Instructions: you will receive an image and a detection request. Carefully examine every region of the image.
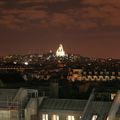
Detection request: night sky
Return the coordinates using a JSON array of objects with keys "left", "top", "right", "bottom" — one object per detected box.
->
[{"left": 0, "top": 0, "right": 120, "bottom": 58}]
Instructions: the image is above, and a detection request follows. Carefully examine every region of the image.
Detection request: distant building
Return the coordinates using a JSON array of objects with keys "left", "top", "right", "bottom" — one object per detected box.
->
[
  {"left": 68, "top": 69, "right": 120, "bottom": 82},
  {"left": 56, "top": 44, "right": 66, "bottom": 57}
]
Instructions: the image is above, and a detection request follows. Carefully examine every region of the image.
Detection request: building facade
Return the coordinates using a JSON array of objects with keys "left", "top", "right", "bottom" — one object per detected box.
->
[
  {"left": 67, "top": 69, "right": 120, "bottom": 82},
  {"left": 0, "top": 88, "right": 120, "bottom": 120}
]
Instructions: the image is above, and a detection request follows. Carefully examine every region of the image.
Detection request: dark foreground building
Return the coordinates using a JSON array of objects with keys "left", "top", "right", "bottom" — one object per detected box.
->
[{"left": 0, "top": 88, "right": 120, "bottom": 120}]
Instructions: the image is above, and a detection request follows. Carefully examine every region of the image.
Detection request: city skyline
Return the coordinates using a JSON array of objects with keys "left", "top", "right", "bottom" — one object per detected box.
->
[{"left": 0, "top": 0, "right": 120, "bottom": 58}]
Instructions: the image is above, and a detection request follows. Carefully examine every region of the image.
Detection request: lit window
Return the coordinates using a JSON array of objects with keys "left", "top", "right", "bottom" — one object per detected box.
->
[
  {"left": 91, "top": 115, "right": 98, "bottom": 120},
  {"left": 0, "top": 110, "right": 10, "bottom": 120},
  {"left": 111, "top": 93, "right": 116, "bottom": 100},
  {"left": 52, "top": 115, "right": 59, "bottom": 120},
  {"left": 67, "top": 115, "right": 75, "bottom": 120},
  {"left": 42, "top": 114, "right": 48, "bottom": 120}
]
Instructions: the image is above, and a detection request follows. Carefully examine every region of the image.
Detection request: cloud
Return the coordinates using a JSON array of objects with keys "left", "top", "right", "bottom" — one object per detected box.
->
[
  {"left": 81, "top": 0, "right": 120, "bottom": 6},
  {"left": 0, "top": 1, "right": 5, "bottom": 5},
  {"left": 50, "top": 13, "right": 75, "bottom": 28},
  {"left": 17, "top": 0, "right": 69, "bottom": 4},
  {"left": 0, "top": 0, "right": 120, "bottom": 30},
  {"left": 0, "top": 15, "right": 23, "bottom": 29}
]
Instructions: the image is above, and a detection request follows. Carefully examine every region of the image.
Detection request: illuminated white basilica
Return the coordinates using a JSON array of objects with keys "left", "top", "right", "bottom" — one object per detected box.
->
[{"left": 56, "top": 44, "right": 65, "bottom": 57}]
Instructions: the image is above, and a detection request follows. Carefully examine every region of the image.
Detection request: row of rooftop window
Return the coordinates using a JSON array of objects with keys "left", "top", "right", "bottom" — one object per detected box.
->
[{"left": 71, "top": 71, "right": 120, "bottom": 75}]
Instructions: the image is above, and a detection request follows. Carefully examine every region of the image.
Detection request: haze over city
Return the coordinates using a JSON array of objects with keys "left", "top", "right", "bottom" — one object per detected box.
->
[
  {"left": 0, "top": 2, "right": 120, "bottom": 120},
  {"left": 0, "top": 0, "right": 120, "bottom": 58}
]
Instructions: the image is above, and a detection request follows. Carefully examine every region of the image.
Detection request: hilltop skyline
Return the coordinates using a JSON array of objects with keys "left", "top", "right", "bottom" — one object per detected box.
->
[{"left": 0, "top": 0, "right": 120, "bottom": 58}]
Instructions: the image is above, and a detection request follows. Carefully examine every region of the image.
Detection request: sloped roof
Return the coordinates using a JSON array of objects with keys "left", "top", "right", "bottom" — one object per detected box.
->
[
  {"left": 0, "top": 89, "right": 18, "bottom": 108},
  {"left": 39, "top": 98, "right": 87, "bottom": 112},
  {"left": 116, "top": 106, "right": 120, "bottom": 117},
  {"left": 82, "top": 101, "right": 112, "bottom": 120}
]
